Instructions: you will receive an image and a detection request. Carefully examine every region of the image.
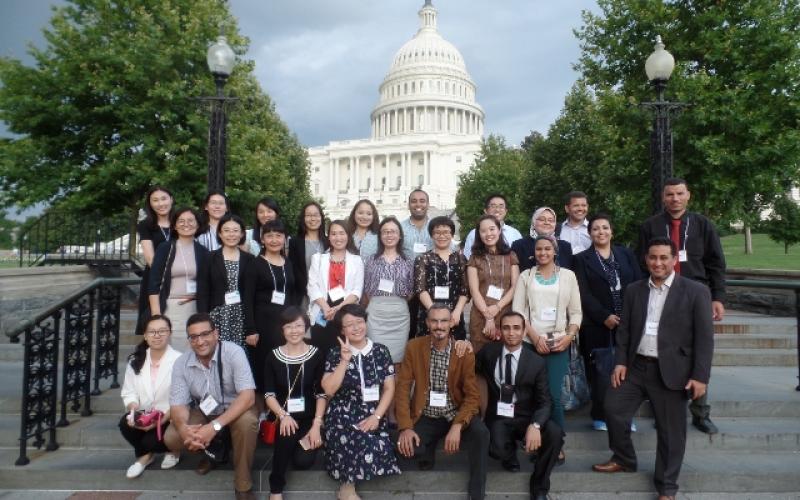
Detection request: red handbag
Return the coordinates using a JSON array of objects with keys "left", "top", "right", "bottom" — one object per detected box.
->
[
  {"left": 134, "top": 409, "right": 165, "bottom": 440},
  {"left": 260, "top": 365, "right": 304, "bottom": 445}
]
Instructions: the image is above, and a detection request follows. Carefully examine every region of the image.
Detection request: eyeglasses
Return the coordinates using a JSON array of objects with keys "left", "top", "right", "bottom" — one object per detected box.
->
[
  {"left": 380, "top": 230, "right": 399, "bottom": 236},
  {"left": 488, "top": 203, "right": 506, "bottom": 209},
  {"left": 145, "top": 328, "right": 170, "bottom": 338},
  {"left": 304, "top": 214, "right": 321, "bottom": 219},
  {"left": 535, "top": 217, "right": 556, "bottom": 224},
  {"left": 432, "top": 230, "right": 452, "bottom": 237},
  {"left": 221, "top": 228, "right": 241, "bottom": 234},
  {"left": 176, "top": 219, "right": 197, "bottom": 226},
  {"left": 187, "top": 330, "right": 215, "bottom": 343}
]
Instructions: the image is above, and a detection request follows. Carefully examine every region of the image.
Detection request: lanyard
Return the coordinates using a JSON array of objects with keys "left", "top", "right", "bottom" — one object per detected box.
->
[
  {"left": 284, "top": 362, "right": 304, "bottom": 399},
  {"left": 665, "top": 217, "right": 690, "bottom": 252},
  {"left": 267, "top": 260, "right": 287, "bottom": 294},
  {"left": 595, "top": 250, "right": 620, "bottom": 290},
  {"left": 433, "top": 253, "right": 452, "bottom": 288},
  {"left": 486, "top": 254, "right": 505, "bottom": 287},
  {"left": 355, "top": 348, "right": 379, "bottom": 392},
  {"left": 159, "top": 226, "right": 171, "bottom": 242},
  {"left": 177, "top": 243, "right": 193, "bottom": 291}
]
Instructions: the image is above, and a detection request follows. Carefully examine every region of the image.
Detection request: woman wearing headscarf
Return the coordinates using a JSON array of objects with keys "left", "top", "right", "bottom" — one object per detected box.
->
[{"left": 511, "top": 206, "right": 574, "bottom": 273}]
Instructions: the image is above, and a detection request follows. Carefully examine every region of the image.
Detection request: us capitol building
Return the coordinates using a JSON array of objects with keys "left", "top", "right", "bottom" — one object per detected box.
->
[{"left": 308, "top": 0, "right": 485, "bottom": 220}]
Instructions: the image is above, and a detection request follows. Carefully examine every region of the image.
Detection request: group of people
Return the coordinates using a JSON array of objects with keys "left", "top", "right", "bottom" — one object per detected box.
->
[{"left": 119, "top": 179, "right": 724, "bottom": 500}]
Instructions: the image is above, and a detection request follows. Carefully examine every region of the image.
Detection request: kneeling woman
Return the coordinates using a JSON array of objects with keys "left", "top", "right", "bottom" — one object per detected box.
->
[
  {"left": 322, "top": 304, "right": 400, "bottom": 500},
  {"left": 263, "top": 307, "right": 327, "bottom": 500}
]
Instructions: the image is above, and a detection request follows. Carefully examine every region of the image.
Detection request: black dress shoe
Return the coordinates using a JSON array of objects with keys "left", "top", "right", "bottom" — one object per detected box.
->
[
  {"left": 417, "top": 456, "right": 435, "bottom": 470},
  {"left": 531, "top": 493, "right": 549, "bottom": 500},
  {"left": 501, "top": 457, "right": 520, "bottom": 472},
  {"left": 692, "top": 416, "right": 719, "bottom": 435}
]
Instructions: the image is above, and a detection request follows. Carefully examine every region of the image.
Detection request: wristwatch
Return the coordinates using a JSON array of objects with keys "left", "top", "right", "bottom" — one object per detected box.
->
[
  {"left": 373, "top": 413, "right": 382, "bottom": 420},
  {"left": 211, "top": 420, "right": 223, "bottom": 432},
  {"left": 531, "top": 422, "right": 541, "bottom": 430}
]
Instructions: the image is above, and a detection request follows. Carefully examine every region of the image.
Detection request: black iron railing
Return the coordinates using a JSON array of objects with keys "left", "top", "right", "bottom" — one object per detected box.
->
[{"left": 6, "top": 277, "right": 139, "bottom": 465}]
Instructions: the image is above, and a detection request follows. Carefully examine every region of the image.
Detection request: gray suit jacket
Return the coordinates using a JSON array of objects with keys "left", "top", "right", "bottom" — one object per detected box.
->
[{"left": 615, "top": 274, "right": 714, "bottom": 390}]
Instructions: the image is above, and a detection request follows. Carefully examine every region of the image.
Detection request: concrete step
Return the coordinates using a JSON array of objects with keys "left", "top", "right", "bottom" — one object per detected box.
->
[
  {"left": 714, "top": 312, "right": 796, "bottom": 335},
  {"left": 713, "top": 348, "right": 798, "bottom": 366},
  {"left": 0, "top": 448, "right": 798, "bottom": 494},
  {"left": 4, "top": 493, "right": 800, "bottom": 500},
  {"left": 714, "top": 333, "right": 797, "bottom": 349}
]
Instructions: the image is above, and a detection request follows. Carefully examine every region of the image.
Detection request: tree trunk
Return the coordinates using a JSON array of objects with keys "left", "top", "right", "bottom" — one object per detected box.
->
[
  {"left": 744, "top": 223, "right": 753, "bottom": 255},
  {"left": 786, "top": 243, "right": 790, "bottom": 255}
]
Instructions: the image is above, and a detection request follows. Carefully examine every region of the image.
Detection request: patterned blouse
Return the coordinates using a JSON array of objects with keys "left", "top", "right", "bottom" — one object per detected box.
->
[
  {"left": 413, "top": 250, "right": 469, "bottom": 308},
  {"left": 363, "top": 254, "right": 414, "bottom": 298}
]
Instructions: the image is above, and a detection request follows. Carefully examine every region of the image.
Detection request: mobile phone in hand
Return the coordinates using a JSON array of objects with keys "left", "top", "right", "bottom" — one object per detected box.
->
[{"left": 299, "top": 435, "right": 311, "bottom": 450}]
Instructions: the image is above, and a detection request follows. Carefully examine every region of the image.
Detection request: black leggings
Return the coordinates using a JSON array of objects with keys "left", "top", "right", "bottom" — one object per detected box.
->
[
  {"left": 118, "top": 414, "right": 170, "bottom": 458},
  {"left": 269, "top": 417, "right": 319, "bottom": 493}
]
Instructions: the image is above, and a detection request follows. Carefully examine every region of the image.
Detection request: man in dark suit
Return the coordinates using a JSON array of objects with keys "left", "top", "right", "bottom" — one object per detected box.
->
[
  {"left": 476, "top": 311, "right": 563, "bottom": 500},
  {"left": 592, "top": 237, "right": 714, "bottom": 500}
]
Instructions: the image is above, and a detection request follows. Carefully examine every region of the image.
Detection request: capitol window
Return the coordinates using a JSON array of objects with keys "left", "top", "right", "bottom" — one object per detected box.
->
[{"left": 456, "top": 156, "right": 462, "bottom": 163}]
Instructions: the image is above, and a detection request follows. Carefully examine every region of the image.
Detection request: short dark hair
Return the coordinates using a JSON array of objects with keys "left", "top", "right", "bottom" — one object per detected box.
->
[
  {"left": 408, "top": 189, "right": 429, "bottom": 202},
  {"left": 170, "top": 207, "right": 200, "bottom": 238},
  {"left": 252, "top": 197, "right": 281, "bottom": 242},
  {"left": 564, "top": 191, "right": 587, "bottom": 205},
  {"left": 280, "top": 306, "right": 310, "bottom": 330},
  {"left": 647, "top": 236, "right": 676, "bottom": 256},
  {"left": 588, "top": 213, "right": 614, "bottom": 233},
  {"left": 259, "top": 219, "right": 289, "bottom": 256},
  {"left": 376, "top": 216, "right": 406, "bottom": 259},
  {"left": 499, "top": 311, "right": 526, "bottom": 327},
  {"left": 426, "top": 303, "right": 452, "bottom": 317},
  {"left": 335, "top": 303, "right": 368, "bottom": 331},
  {"left": 186, "top": 312, "right": 215, "bottom": 331},
  {"left": 664, "top": 177, "right": 688, "bottom": 189},
  {"left": 216, "top": 213, "right": 247, "bottom": 246},
  {"left": 484, "top": 193, "right": 508, "bottom": 210},
  {"left": 427, "top": 216, "right": 455, "bottom": 237}
]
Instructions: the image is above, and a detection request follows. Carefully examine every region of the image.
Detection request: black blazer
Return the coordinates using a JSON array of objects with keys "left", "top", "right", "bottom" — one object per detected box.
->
[
  {"left": 511, "top": 236, "right": 574, "bottom": 273},
  {"left": 288, "top": 236, "right": 328, "bottom": 301},
  {"left": 196, "top": 249, "right": 256, "bottom": 314},
  {"left": 615, "top": 275, "right": 714, "bottom": 390},
  {"left": 148, "top": 240, "right": 210, "bottom": 314},
  {"left": 475, "top": 342, "right": 552, "bottom": 426},
  {"left": 573, "top": 245, "right": 643, "bottom": 353}
]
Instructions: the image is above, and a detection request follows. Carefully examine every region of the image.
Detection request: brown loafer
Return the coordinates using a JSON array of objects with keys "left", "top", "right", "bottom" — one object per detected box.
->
[
  {"left": 658, "top": 496, "right": 676, "bottom": 500},
  {"left": 592, "top": 460, "right": 633, "bottom": 473},
  {"left": 195, "top": 457, "right": 214, "bottom": 476},
  {"left": 235, "top": 490, "right": 256, "bottom": 500}
]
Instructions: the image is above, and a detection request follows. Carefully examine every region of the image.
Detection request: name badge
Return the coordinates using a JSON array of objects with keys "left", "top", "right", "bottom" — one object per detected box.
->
[
  {"left": 199, "top": 394, "right": 218, "bottom": 416},
  {"left": 645, "top": 321, "right": 659, "bottom": 336},
  {"left": 487, "top": 285, "right": 503, "bottom": 301},
  {"left": 362, "top": 385, "right": 380, "bottom": 402},
  {"left": 413, "top": 243, "right": 427, "bottom": 253},
  {"left": 434, "top": 286, "right": 450, "bottom": 300},
  {"left": 497, "top": 401, "right": 515, "bottom": 418},
  {"left": 186, "top": 279, "right": 197, "bottom": 294},
  {"left": 224, "top": 291, "right": 241, "bottom": 305},
  {"left": 679, "top": 250, "right": 688, "bottom": 262},
  {"left": 316, "top": 311, "right": 327, "bottom": 327},
  {"left": 328, "top": 286, "right": 346, "bottom": 302},
  {"left": 287, "top": 397, "right": 305, "bottom": 413},
  {"left": 540, "top": 307, "right": 557, "bottom": 322},
  {"left": 429, "top": 391, "right": 447, "bottom": 407},
  {"left": 271, "top": 291, "right": 286, "bottom": 305},
  {"left": 378, "top": 279, "right": 394, "bottom": 293}
]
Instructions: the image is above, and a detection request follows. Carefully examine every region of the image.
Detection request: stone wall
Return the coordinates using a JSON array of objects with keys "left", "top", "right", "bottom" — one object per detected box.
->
[
  {"left": 726, "top": 269, "right": 799, "bottom": 317},
  {"left": 0, "top": 265, "right": 96, "bottom": 336}
]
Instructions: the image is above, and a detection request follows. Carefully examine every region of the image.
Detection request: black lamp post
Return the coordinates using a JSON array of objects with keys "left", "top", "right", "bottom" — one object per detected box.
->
[
  {"left": 641, "top": 36, "right": 686, "bottom": 214},
  {"left": 204, "top": 33, "right": 236, "bottom": 194}
]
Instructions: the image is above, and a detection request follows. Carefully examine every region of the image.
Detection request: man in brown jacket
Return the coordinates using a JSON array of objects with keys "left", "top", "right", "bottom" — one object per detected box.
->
[{"left": 395, "top": 303, "right": 490, "bottom": 500}]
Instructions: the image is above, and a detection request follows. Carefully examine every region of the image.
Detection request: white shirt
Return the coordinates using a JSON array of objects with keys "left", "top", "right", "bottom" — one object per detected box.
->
[
  {"left": 636, "top": 272, "right": 675, "bottom": 358},
  {"left": 462, "top": 223, "right": 523, "bottom": 259},
  {"left": 559, "top": 219, "right": 591, "bottom": 254},
  {"left": 494, "top": 345, "right": 522, "bottom": 403}
]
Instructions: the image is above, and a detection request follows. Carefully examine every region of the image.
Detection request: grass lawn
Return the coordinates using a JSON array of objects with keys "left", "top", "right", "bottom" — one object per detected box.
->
[{"left": 722, "top": 233, "right": 800, "bottom": 271}]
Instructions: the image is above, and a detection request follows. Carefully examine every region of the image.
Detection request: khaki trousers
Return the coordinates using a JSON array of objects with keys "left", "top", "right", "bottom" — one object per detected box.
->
[{"left": 165, "top": 406, "right": 258, "bottom": 492}]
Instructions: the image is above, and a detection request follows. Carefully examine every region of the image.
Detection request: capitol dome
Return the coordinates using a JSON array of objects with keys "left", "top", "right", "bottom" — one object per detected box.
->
[{"left": 370, "top": 0, "right": 484, "bottom": 139}]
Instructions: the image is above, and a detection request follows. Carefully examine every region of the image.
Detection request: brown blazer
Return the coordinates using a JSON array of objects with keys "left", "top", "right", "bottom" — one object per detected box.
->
[{"left": 394, "top": 336, "right": 480, "bottom": 431}]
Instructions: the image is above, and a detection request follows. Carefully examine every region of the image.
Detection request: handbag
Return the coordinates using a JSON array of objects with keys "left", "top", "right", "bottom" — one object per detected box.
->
[
  {"left": 561, "top": 341, "right": 591, "bottom": 411},
  {"left": 134, "top": 409, "right": 165, "bottom": 441},
  {"left": 260, "top": 361, "right": 305, "bottom": 445},
  {"left": 204, "top": 342, "right": 231, "bottom": 465}
]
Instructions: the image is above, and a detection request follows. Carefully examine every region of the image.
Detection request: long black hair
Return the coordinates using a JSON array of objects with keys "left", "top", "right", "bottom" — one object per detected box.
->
[
  {"left": 471, "top": 214, "right": 512, "bottom": 257},
  {"left": 142, "top": 185, "right": 174, "bottom": 231},
  {"left": 376, "top": 216, "right": 406, "bottom": 259},
  {"left": 252, "top": 197, "right": 282, "bottom": 242},
  {"left": 347, "top": 199, "right": 380, "bottom": 234},
  {"left": 297, "top": 201, "right": 328, "bottom": 246},
  {"left": 129, "top": 315, "right": 172, "bottom": 375}
]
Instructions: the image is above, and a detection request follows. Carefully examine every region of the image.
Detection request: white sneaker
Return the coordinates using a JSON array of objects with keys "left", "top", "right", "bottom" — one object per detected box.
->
[
  {"left": 161, "top": 453, "right": 180, "bottom": 469},
  {"left": 126, "top": 455, "right": 154, "bottom": 479}
]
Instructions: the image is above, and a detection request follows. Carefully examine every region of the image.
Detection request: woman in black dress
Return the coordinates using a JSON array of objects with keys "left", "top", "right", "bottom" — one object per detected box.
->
[
  {"left": 263, "top": 307, "right": 327, "bottom": 500},
  {"left": 135, "top": 185, "right": 174, "bottom": 335}
]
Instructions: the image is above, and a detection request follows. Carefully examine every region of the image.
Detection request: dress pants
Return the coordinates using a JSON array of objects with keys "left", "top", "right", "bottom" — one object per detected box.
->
[
  {"left": 543, "top": 350, "right": 568, "bottom": 428},
  {"left": 164, "top": 407, "right": 258, "bottom": 492},
  {"left": 604, "top": 355, "right": 688, "bottom": 496},
  {"left": 399, "top": 415, "right": 490, "bottom": 500},
  {"left": 269, "top": 417, "right": 319, "bottom": 493},
  {"left": 488, "top": 417, "right": 563, "bottom": 497},
  {"left": 118, "top": 415, "right": 170, "bottom": 457}
]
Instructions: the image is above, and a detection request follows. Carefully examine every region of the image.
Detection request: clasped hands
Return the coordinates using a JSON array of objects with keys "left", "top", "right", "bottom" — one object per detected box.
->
[{"left": 180, "top": 422, "right": 217, "bottom": 451}]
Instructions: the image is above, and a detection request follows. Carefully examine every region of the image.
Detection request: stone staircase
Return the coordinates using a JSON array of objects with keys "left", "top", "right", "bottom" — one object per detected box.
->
[{"left": 1, "top": 310, "right": 798, "bottom": 498}]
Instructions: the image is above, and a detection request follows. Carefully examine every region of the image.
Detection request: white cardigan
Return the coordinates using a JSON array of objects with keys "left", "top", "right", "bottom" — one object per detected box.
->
[
  {"left": 512, "top": 266, "right": 583, "bottom": 339},
  {"left": 307, "top": 251, "right": 364, "bottom": 321},
  {"left": 120, "top": 346, "right": 182, "bottom": 412}
]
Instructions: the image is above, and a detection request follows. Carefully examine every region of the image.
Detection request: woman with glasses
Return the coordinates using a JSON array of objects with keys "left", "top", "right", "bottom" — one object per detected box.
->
[
  {"left": 347, "top": 199, "right": 380, "bottom": 261},
  {"left": 197, "top": 214, "right": 255, "bottom": 349},
  {"left": 135, "top": 186, "right": 174, "bottom": 336},
  {"left": 362, "top": 217, "right": 413, "bottom": 364},
  {"left": 196, "top": 190, "right": 230, "bottom": 251},
  {"left": 120, "top": 315, "right": 183, "bottom": 478},
  {"left": 413, "top": 216, "right": 468, "bottom": 339},
  {"left": 511, "top": 207, "right": 574, "bottom": 273},
  {"left": 246, "top": 197, "right": 282, "bottom": 256},
  {"left": 149, "top": 207, "right": 210, "bottom": 352},
  {"left": 288, "top": 201, "right": 328, "bottom": 309}
]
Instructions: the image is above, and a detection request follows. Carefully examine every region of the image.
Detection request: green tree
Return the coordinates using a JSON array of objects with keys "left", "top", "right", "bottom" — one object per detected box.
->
[
  {"left": 575, "top": 0, "right": 800, "bottom": 241},
  {"left": 765, "top": 194, "right": 800, "bottom": 254},
  {"left": 0, "top": 0, "right": 309, "bottom": 221}
]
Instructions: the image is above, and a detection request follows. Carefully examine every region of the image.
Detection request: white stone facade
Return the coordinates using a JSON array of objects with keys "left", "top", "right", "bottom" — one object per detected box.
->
[{"left": 308, "top": 1, "right": 484, "bottom": 220}]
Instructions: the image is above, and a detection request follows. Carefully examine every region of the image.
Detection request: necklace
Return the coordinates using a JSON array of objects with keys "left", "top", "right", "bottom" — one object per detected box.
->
[{"left": 534, "top": 268, "right": 558, "bottom": 286}]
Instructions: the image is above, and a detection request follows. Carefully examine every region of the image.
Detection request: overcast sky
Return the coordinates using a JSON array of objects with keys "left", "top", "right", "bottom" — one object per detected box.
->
[{"left": 1, "top": 0, "right": 599, "bottom": 148}]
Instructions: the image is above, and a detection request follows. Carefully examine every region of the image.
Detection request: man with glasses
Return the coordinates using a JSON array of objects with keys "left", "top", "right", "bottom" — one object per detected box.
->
[
  {"left": 462, "top": 194, "right": 522, "bottom": 259},
  {"left": 165, "top": 313, "right": 258, "bottom": 500}
]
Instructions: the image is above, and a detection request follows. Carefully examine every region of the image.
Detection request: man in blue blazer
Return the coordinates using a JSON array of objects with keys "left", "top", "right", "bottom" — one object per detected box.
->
[{"left": 592, "top": 237, "right": 714, "bottom": 500}]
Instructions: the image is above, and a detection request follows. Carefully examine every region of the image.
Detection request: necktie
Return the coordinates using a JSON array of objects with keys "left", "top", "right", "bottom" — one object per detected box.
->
[
  {"left": 505, "top": 353, "right": 513, "bottom": 386},
  {"left": 670, "top": 218, "right": 682, "bottom": 274}
]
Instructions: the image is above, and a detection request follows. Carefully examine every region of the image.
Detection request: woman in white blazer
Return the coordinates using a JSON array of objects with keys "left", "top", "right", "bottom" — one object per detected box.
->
[
  {"left": 120, "top": 314, "right": 183, "bottom": 478},
  {"left": 307, "top": 220, "right": 364, "bottom": 354}
]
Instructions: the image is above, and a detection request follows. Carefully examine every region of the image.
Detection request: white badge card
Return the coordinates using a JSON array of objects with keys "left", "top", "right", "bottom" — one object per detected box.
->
[
  {"left": 679, "top": 250, "right": 688, "bottom": 262},
  {"left": 186, "top": 279, "right": 197, "bottom": 294},
  {"left": 540, "top": 307, "right": 557, "bottom": 322},
  {"left": 434, "top": 286, "right": 450, "bottom": 300},
  {"left": 199, "top": 394, "right": 218, "bottom": 416},
  {"left": 362, "top": 385, "right": 380, "bottom": 402},
  {"left": 271, "top": 291, "right": 286, "bottom": 305},
  {"left": 497, "top": 401, "right": 515, "bottom": 418},
  {"left": 429, "top": 391, "right": 447, "bottom": 407},
  {"left": 378, "top": 279, "right": 395, "bottom": 293},
  {"left": 328, "top": 286, "right": 346, "bottom": 302},
  {"left": 413, "top": 243, "right": 427, "bottom": 254},
  {"left": 287, "top": 397, "right": 305, "bottom": 413},
  {"left": 487, "top": 285, "right": 503, "bottom": 301},
  {"left": 645, "top": 321, "right": 659, "bottom": 336},
  {"left": 224, "top": 291, "right": 241, "bottom": 305}
]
